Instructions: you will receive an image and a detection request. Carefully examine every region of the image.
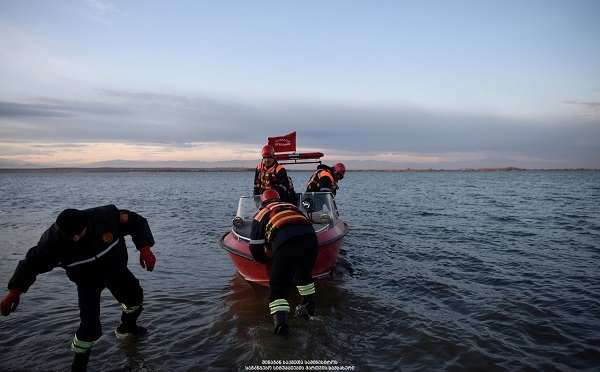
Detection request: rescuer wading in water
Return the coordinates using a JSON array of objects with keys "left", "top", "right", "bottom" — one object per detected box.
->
[
  {"left": 0, "top": 205, "right": 157, "bottom": 372},
  {"left": 249, "top": 189, "right": 318, "bottom": 334}
]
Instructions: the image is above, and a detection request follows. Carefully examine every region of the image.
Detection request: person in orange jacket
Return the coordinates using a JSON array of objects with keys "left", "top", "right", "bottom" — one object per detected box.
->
[
  {"left": 306, "top": 162, "right": 346, "bottom": 196},
  {"left": 0, "top": 205, "right": 157, "bottom": 372},
  {"left": 254, "top": 145, "right": 292, "bottom": 201}
]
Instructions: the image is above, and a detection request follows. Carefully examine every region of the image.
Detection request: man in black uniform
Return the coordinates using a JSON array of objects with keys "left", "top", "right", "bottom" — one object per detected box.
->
[
  {"left": 249, "top": 190, "right": 318, "bottom": 334},
  {"left": 0, "top": 205, "right": 157, "bottom": 372}
]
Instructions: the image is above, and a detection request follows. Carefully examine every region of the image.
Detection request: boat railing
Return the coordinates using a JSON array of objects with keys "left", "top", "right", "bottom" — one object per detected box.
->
[{"left": 231, "top": 228, "right": 251, "bottom": 243}]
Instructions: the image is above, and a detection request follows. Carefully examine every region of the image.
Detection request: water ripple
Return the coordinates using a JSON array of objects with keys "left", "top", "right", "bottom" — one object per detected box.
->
[{"left": 1, "top": 171, "right": 599, "bottom": 371}]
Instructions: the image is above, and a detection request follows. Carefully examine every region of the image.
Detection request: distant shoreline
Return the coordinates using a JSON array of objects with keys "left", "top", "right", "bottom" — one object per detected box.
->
[{"left": 0, "top": 167, "right": 598, "bottom": 173}]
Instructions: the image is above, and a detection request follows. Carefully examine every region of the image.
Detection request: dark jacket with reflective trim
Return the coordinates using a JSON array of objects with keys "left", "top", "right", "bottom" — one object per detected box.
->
[
  {"left": 249, "top": 202, "right": 315, "bottom": 263},
  {"left": 7, "top": 205, "right": 155, "bottom": 291}
]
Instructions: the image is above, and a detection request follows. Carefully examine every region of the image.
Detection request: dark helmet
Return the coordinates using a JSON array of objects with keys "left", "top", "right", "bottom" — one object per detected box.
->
[
  {"left": 261, "top": 189, "right": 280, "bottom": 206},
  {"left": 56, "top": 208, "right": 86, "bottom": 237},
  {"left": 261, "top": 145, "right": 275, "bottom": 158},
  {"left": 333, "top": 163, "right": 346, "bottom": 178}
]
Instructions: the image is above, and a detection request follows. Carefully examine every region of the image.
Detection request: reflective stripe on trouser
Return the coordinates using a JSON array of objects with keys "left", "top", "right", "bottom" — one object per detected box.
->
[
  {"left": 122, "top": 303, "right": 142, "bottom": 314},
  {"left": 269, "top": 299, "right": 290, "bottom": 315},
  {"left": 296, "top": 282, "right": 315, "bottom": 296},
  {"left": 71, "top": 334, "right": 96, "bottom": 353}
]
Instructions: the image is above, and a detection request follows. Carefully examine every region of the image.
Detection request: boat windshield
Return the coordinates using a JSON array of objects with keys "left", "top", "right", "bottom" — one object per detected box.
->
[
  {"left": 233, "top": 192, "right": 339, "bottom": 232},
  {"left": 235, "top": 195, "right": 263, "bottom": 223},
  {"left": 298, "top": 192, "right": 339, "bottom": 226}
]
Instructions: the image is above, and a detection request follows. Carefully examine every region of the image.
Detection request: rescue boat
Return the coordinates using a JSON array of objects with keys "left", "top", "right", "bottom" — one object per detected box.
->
[{"left": 218, "top": 133, "right": 349, "bottom": 287}]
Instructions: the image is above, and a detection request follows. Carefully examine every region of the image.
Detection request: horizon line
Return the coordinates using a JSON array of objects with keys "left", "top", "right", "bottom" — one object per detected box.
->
[{"left": 1, "top": 166, "right": 599, "bottom": 173}]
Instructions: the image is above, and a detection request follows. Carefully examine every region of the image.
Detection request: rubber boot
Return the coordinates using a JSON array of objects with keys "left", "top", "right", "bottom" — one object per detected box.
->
[
  {"left": 116, "top": 306, "right": 148, "bottom": 336},
  {"left": 71, "top": 349, "right": 90, "bottom": 372},
  {"left": 272, "top": 311, "right": 289, "bottom": 334},
  {"left": 296, "top": 294, "right": 315, "bottom": 319}
]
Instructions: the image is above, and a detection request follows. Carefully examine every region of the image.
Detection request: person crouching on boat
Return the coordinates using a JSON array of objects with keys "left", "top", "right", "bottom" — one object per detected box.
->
[
  {"left": 306, "top": 162, "right": 346, "bottom": 196},
  {"left": 249, "top": 189, "right": 318, "bottom": 334},
  {"left": 253, "top": 145, "right": 292, "bottom": 202},
  {"left": 0, "top": 205, "right": 157, "bottom": 372}
]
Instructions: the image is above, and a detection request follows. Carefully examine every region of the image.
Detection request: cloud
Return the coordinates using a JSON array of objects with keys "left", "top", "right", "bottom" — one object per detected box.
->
[
  {"left": 0, "top": 99, "right": 129, "bottom": 118},
  {"left": 1, "top": 90, "right": 599, "bottom": 168},
  {"left": 0, "top": 101, "right": 72, "bottom": 118},
  {"left": 563, "top": 100, "right": 600, "bottom": 118},
  {"left": 85, "top": 0, "right": 116, "bottom": 15},
  {"left": 255, "top": 102, "right": 600, "bottom": 158}
]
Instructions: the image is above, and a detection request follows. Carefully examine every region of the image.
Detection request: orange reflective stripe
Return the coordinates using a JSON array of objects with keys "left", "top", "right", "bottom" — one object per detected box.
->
[
  {"left": 307, "top": 169, "right": 334, "bottom": 191},
  {"left": 321, "top": 169, "right": 334, "bottom": 183},
  {"left": 254, "top": 208, "right": 270, "bottom": 222},
  {"left": 262, "top": 204, "right": 311, "bottom": 243},
  {"left": 270, "top": 212, "right": 306, "bottom": 229}
]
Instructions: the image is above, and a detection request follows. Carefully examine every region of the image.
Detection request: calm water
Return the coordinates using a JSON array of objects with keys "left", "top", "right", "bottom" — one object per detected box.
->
[{"left": 0, "top": 171, "right": 599, "bottom": 371}]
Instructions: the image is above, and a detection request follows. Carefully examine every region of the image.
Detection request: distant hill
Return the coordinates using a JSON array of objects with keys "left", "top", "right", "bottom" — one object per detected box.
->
[{"left": 0, "top": 157, "right": 597, "bottom": 171}]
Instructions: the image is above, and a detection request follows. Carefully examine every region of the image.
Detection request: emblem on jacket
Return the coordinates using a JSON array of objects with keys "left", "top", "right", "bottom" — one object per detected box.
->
[
  {"left": 120, "top": 212, "right": 129, "bottom": 222},
  {"left": 103, "top": 232, "right": 114, "bottom": 243}
]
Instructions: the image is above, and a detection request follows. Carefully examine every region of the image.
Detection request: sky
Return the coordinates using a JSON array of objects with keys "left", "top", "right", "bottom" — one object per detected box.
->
[{"left": 1, "top": 0, "right": 599, "bottom": 169}]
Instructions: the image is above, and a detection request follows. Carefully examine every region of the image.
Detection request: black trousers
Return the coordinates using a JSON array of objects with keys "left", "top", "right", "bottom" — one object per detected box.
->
[
  {"left": 75, "top": 268, "right": 143, "bottom": 342},
  {"left": 269, "top": 234, "right": 318, "bottom": 303}
]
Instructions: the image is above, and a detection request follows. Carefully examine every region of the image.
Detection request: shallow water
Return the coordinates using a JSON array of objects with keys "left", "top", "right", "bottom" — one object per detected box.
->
[{"left": 0, "top": 171, "right": 599, "bottom": 371}]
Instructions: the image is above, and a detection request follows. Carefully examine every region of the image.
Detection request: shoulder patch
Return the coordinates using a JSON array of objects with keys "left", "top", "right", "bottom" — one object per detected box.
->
[
  {"left": 103, "top": 232, "right": 114, "bottom": 243},
  {"left": 120, "top": 212, "right": 129, "bottom": 222}
]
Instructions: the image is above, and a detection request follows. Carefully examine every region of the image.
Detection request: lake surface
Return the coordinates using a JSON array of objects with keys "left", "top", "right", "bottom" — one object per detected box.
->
[{"left": 0, "top": 171, "right": 599, "bottom": 371}]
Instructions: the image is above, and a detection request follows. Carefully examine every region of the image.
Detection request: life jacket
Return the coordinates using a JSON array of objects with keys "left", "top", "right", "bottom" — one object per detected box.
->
[
  {"left": 256, "top": 162, "right": 285, "bottom": 191},
  {"left": 254, "top": 202, "right": 311, "bottom": 244},
  {"left": 306, "top": 168, "right": 335, "bottom": 192}
]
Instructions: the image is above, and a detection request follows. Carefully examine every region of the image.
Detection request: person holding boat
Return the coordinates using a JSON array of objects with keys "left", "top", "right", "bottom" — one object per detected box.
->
[
  {"left": 306, "top": 162, "right": 346, "bottom": 196},
  {"left": 249, "top": 189, "right": 318, "bottom": 334},
  {"left": 254, "top": 145, "right": 293, "bottom": 203},
  {"left": 0, "top": 205, "right": 157, "bottom": 372}
]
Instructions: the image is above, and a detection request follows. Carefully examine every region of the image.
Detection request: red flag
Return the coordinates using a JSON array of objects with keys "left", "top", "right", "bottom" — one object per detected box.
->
[{"left": 268, "top": 131, "right": 296, "bottom": 153}]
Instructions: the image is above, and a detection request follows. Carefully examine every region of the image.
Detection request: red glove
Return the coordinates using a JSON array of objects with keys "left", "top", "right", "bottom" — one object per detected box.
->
[
  {"left": 139, "top": 246, "right": 156, "bottom": 271},
  {"left": 1, "top": 290, "right": 22, "bottom": 316}
]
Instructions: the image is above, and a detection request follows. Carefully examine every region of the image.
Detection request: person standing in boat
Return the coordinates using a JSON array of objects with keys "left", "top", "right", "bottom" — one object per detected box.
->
[
  {"left": 306, "top": 162, "right": 346, "bottom": 196},
  {"left": 0, "top": 205, "right": 157, "bottom": 372},
  {"left": 253, "top": 145, "right": 293, "bottom": 203},
  {"left": 249, "top": 189, "right": 318, "bottom": 334}
]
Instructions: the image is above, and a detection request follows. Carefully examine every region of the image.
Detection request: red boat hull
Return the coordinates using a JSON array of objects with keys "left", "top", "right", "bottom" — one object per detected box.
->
[{"left": 219, "top": 220, "right": 348, "bottom": 287}]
